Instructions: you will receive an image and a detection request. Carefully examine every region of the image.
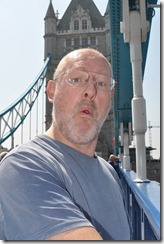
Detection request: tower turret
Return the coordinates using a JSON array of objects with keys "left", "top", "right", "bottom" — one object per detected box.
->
[
  {"left": 44, "top": 0, "right": 57, "bottom": 129},
  {"left": 44, "top": 0, "right": 57, "bottom": 60}
]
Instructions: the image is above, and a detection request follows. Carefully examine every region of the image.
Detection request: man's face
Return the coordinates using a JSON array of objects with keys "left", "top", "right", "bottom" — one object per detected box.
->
[{"left": 49, "top": 54, "right": 113, "bottom": 145}]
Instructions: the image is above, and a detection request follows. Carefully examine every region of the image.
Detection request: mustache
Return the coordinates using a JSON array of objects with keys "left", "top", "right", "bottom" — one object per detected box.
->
[{"left": 76, "top": 99, "right": 97, "bottom": 111}]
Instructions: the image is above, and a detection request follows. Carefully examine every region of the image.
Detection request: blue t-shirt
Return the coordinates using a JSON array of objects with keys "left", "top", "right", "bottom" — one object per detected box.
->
[{"left": 0, "top": 135, "right": 130, "bottom": 240}]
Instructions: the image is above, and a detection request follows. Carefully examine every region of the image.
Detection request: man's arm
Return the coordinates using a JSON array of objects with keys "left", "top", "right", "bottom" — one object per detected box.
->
[{"left": 46, "top": 226, "right": 103, "bottom": 240}]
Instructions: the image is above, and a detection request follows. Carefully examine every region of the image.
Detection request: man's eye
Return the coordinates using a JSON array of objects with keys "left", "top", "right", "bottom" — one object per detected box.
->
[
  {"left": 98, "top": 81, "right": 105, "bottom": 87},
  {"left": 70, "top": 78, "right": 81, "bottom": 83}
]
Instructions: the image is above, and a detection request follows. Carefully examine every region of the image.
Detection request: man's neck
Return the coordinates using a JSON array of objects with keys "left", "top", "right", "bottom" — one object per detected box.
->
[{"left": 44, "top": 126, "right": 97, "bottom": 158}]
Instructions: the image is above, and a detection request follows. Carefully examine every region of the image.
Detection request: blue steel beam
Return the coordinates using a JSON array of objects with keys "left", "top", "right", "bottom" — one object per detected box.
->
[
  {"left": 0, "top": 55, "right": 51, "bottom": 145},
  {"left": 109, "top": 0, "right": 157, "bottom": 154}
]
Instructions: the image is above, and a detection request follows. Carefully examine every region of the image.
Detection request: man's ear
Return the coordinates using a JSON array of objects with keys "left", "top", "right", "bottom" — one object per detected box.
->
[{"left": 46, "top": 80, "right": 56, "bottom": 103}]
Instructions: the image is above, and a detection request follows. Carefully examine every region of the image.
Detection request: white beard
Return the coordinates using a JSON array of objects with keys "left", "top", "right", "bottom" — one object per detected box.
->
[{"left": 52, "top": 96, "right": 110, "bottom": 145}]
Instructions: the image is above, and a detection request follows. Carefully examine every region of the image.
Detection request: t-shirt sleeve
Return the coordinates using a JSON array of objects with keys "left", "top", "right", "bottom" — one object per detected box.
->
[{"left": 0, "top": 151, "right": 93, "bottom": 240}]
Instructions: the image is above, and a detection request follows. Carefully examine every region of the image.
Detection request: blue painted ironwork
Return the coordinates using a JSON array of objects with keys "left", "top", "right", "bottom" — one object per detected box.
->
[
  {"left": 120, "top": 167, "right": 160, "bottom": 240},
  {"left": 0, "top": 55, "right": 51, "bottom": 146},
  {"left": 108, "top": 0, "right": 158, "bottom": 155}
]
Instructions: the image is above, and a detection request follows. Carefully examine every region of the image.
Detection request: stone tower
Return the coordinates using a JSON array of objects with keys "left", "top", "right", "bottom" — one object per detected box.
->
[{"left": 44, "top": 0, "right": 114, "bottom": 159}]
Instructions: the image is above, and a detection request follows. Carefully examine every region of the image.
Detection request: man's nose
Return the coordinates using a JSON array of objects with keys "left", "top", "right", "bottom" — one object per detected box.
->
[{"left": 83, "top": 76, "right": 97, "bottom": 99}]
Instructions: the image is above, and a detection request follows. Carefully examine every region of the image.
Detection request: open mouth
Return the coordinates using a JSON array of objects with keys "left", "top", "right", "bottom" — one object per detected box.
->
[
  {"left": 80, "top": 107, "right": 93, "bottom": 117},
  {"left": 83, "top": 109, "right": 91, "bottom": 115}
]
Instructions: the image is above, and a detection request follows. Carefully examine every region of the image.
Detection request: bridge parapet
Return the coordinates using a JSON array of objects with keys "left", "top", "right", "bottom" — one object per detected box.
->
[{"left": 120, "top": 166, "right": 160, "bottom": 240}]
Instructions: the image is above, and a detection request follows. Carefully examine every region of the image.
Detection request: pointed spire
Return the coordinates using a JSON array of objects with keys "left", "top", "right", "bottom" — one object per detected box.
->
[{"left": 44, "top": 0, "right": 56, "bottom": 20}]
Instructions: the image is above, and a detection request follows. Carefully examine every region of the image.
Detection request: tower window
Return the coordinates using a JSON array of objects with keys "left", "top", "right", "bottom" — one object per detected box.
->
[
  {"left": 66, "top": 39, "right": 71, "bottom": 47},
  {"left": 74, "top": 21, "right": 79, "bottom": 30},
  {"left": 74, "top": 38, "right": 80, "bottom": 47},
  {"left": 90, "top": 37, "right": 96, "bottom": 46},
  {"left": 82, "top": 20, "right": 87, "bottom": 30},
  {"left": 82, "top": 38, "right": 88, "bottom": 47}
]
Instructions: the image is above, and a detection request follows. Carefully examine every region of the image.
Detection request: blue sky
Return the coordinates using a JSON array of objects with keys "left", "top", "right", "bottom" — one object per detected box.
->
[{"left": 0, "top": 0, "right": 160, "bottom": 159}]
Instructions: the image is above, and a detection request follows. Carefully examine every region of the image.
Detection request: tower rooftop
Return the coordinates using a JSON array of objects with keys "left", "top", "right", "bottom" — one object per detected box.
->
[
  {"left": 57, "top": 0, "right": 105, "bottom": 30},
  {"left": 45, "top": 0, "right": 56, "bottom": 20}
]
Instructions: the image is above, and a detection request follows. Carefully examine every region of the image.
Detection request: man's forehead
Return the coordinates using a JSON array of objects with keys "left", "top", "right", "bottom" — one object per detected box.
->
[
  {"left": 62, "top": 51, "right": 111, "bottom": 75},
  {"left": 68, "top": 68, "right": 110, "bottom": 77}
]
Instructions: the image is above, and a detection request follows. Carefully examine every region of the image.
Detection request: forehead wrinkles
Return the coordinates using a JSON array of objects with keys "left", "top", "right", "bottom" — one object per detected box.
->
[{"left": 69, "top": 56, "right": 111, "bottom": 76}]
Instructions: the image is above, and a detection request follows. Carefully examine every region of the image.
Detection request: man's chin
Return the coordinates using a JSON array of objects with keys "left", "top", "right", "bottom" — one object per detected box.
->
[{"left": 68, "top": 129, "right": 98, "bottom": 145}]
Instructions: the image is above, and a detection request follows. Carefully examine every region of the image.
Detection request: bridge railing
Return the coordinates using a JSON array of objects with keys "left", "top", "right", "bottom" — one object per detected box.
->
[{"left": 119, "top": 166, "right": 160, "bottom": 240}]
